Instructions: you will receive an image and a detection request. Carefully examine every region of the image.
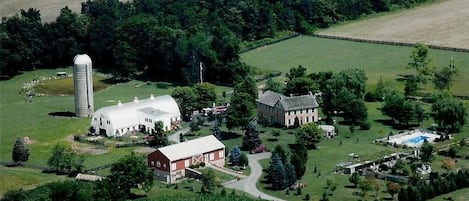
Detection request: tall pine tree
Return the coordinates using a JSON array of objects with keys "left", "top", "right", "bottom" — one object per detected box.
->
[
  {"left": 12, "top": 137, "right": 30, "bottom": 164},
  {"left": 268, "top": 153, "right": 287, "bottom": 190}
]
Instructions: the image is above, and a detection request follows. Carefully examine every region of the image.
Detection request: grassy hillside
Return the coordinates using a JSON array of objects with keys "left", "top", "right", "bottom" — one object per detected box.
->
[{"left": 241, "top": 36, "right": 469, "bottom": 96}]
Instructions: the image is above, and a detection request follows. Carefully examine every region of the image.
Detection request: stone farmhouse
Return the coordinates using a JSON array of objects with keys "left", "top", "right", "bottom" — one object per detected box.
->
[
  {"left": 90, "top": 94, "right": 181, "bottom": 137},
  {"left": 256, "top": 90, "right": 319, "bottom": 127},
  {"left": 147, "top": 135, "right": 225, "bottom": 183}
]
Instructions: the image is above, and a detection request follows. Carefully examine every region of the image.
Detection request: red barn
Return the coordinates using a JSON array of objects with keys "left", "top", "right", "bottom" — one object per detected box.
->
[{"left": 147, "top": 135, "right": 225, "bottom": 183}]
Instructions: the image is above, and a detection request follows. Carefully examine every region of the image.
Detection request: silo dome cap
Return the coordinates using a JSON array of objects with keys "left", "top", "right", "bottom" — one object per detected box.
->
[{"left": 73, "top": 54, "right": 92, "bottom": 65}]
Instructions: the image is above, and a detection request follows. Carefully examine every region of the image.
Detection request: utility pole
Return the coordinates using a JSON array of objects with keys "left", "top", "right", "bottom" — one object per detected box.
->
[{"left": 199, "top": 62, "right": 203, "bottom": 83}]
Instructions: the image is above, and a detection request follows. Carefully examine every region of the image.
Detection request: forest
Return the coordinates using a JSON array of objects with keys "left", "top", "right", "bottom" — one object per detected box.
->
[{"left": 0, "top": 0, "right": 432, "bottom": 84}]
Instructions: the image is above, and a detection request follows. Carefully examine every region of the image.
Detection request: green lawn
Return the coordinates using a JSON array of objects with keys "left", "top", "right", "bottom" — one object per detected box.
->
[
  {"left": 0, "top": 166, "right": 69, "bottom": 195},
  {"left": 241, "top": 36, "right": 469, "bottom": 96},
  {"left": 429, "top": 187, "right": 469, "bottom": 201}
]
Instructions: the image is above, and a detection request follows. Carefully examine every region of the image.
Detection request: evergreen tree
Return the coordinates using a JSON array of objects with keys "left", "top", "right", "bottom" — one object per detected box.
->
[
  {"left": 149, "top": 121, "right": 169, "bottom": 147},
  {"left": 285, "top": 162, "right": 296, "bottom": 186},
  {"left": 290, "top": 138, "right": 308, "bottom": 179},
  {"left": 241, "top": 122, "right": 261, "bottom": 151},
  {"left": 202, "top": 169, "right": 217, "bottom": 193},
  {"left": 12, "top": 137, "right": 30, "bottom": 164},
  {"left": 349, "top": 172, "right": 360, "bottom": 188},
  {"left": 273, "top": 145, "right": 288, "bottom": 165},
  {"left": 229, "top": 146, "right": 241, "bottom": 166},
  {"left": 239, "top": 153, "right": 249, "bottom": 167},
  {"left": 268, "top": 153, "right": 287, "bottom": 190}
]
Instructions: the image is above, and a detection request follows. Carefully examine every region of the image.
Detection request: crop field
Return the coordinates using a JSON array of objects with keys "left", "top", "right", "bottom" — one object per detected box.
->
[
  {"left": 0, "top": 0, "right": 129, "bottom": 22},
  {"left": 241, "top": 36, "right": 469, "bottom": 96},
  {"left": 316, "top": 0, "right": 469, "bottom": 50},
  {"left": 0, "top": 0, "right": 85, "bottom": 22}
]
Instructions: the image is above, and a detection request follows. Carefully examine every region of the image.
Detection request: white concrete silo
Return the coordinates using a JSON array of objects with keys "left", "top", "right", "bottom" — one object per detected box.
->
[{"left": 73, "top": 54, "right": 94, "bottom": 117}]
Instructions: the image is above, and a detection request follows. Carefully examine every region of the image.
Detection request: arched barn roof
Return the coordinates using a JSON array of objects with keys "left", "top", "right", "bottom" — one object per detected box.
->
[{"left": 93, "top": 95, "right": 180, "bottom": 129}]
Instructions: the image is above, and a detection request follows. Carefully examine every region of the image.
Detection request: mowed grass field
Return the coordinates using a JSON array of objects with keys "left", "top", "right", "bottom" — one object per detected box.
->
[
  {"left": 241, "top": 36, "right": 469, "bottom": 96},
  {"left": 317, "top": 0, "right": 469, "bottom": 49}
]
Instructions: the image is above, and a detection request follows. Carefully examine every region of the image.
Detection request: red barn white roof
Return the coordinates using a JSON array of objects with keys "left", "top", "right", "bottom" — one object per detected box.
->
[{"left": 158, "top": 135, "right": 225, "bottom": 161}]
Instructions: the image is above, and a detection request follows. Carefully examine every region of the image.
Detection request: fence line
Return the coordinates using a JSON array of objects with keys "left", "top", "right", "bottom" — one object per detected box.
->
[{"left": 313, "top": 34, "right": 469, "bottom": 53}]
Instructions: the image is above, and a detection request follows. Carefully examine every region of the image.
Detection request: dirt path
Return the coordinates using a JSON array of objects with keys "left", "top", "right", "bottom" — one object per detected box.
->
[
  {"left": 65, "top": 135, "right": 107, "bottom": 155},
  {"left": 317, "top": 0, "right": 469, "bottom": 49}
]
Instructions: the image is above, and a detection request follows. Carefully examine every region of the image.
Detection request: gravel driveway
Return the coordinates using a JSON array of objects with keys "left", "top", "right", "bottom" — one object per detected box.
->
[{"left": 224, "top": 152, "right": 286, "bottom": 201}]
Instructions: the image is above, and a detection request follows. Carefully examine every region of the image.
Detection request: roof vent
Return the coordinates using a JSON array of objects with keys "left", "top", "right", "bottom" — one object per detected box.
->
[
  {"left": 133, "top": 96, "right": 139, "bottom": 103},
  {"left": 150, "top": 94, "right": 154, "bottom": 99},
  {"left": 117, "top": 100, "right": 122, "bottom": 106}
]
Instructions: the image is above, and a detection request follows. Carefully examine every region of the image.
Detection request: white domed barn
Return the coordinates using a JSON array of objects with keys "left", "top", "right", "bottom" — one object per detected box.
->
[{"left": 91, "top": 94, "right": 181, "bottom": 137}]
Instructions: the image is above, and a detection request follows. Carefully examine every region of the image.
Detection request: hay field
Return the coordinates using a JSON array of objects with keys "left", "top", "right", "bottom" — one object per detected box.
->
[
  {"left": 0, "top": 0, "right": 85, "bottom": 22},
  {"left": 0, "top": 0, "right": 127, "bottom": 22},
  {"left": 317, "top": 0, "right": 469, "bottom": 49}
]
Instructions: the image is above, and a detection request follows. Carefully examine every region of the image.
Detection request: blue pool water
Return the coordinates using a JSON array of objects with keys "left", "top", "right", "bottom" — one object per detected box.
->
[{"left": 406, "top": 135, "right": 430, "bottom": 144}]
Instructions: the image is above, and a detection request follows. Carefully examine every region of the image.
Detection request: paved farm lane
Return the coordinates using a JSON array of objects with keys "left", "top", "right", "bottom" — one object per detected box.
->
[
  {"left": 224, "top": 152, "right": 286, "bottom": 201},
  {"left": 167, "top": 127, "right": 190, "bottom": 143}
]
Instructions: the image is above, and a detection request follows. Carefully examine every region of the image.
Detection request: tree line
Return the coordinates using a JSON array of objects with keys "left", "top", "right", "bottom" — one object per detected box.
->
[
  {"left": 398, "top": 169, "right": 469, "bottom": 201},
  {"left": 1, "top": 0, "right": 433, "bottom": 82}
]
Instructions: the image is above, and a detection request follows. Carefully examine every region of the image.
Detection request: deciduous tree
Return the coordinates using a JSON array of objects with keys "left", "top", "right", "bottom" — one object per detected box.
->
[
  {"left": 431, "top": 96, "right": 467, "bottom": 133},
  {"left": 420, "top": 141, "right": 434, "bottom": 163},
  {"left": 296, "top": 123, "right": 323, "bottom": 149},
  {"left": 105, "top": 152, "right": 154, "bottom": 199},
  {"left": 387, "top": 182, "right": 401, "bottom": 200}
]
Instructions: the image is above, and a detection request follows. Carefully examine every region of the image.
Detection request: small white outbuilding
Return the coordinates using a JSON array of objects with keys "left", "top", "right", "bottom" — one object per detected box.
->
[{"left": 91, "top": 94, "right": 181, "bottom": 137}]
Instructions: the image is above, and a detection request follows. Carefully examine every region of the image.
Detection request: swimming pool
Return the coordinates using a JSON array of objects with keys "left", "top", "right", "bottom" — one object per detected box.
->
[{"left": 405, "top": 135, "right": 430, "bottom": 145}]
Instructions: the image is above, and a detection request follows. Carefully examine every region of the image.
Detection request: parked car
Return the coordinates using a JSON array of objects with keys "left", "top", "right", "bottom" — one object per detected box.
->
[{"left": 250, "top": 145, "right": 268, "bottom": 154}]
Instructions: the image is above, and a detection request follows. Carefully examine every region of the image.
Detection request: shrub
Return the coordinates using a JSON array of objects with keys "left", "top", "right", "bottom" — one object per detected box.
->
[{"left": 360, "top": 121, "right": 371, "bottom": 130}]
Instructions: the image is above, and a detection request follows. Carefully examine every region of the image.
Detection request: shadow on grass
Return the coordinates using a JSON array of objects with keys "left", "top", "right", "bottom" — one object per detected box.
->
[
  {"left": 48, "top": 111, "right": 75, "bottom": 117},
  {"left": 267, "top": 138, "right": 278, "bottom": 142},
  {"left": 101, "top": 77, "right": 129, "bottom": 84},
  {"left": 374, "top": 119, "right": 418, "bottom": 130},
  {"left": 396, "top": 74, "right": 413, "bottom": 81},
  {"left": 220, "top": 131, "right": 241, "bottom": 140},
  {"left": 344, "top": 184, "right": 357, "bottom": 189},
  {"left": 155, "top": 82, "right": 172, "bottom": 89}
]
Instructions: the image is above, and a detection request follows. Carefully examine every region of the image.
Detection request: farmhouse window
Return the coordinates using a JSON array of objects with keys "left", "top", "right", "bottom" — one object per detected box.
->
[
  {"left": 210, "top": 153, "right": 214, "bottom": 160},
  {"left": 151, "top": 161, "right": 154, "bottom": 166},
  {"left": 171, "top": 163, "right": 176, "bottom": 170},
  {"left": 185, "top": 159, "right": 190, "bottom": 168},
  {"left": 219, "top": 150, "right": 224, "bottom": 158},
  {"left": 157, "top": 161, "right": 161, "bottom": 168}
]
